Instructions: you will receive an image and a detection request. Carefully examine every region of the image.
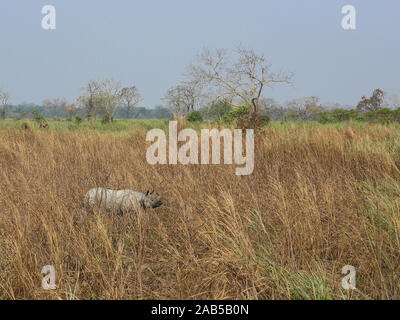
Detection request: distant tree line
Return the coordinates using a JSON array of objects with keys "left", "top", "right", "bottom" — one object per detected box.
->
[
  {"left": 194, "top": 88, "right": 400, "bottom": 125},
  {"left": 2, "top": 86, "right": 400, "bottom": 126},
  {"left": 3, "top": 102, "right": 172, "bottom": 120},
  {"left": 0, "top": 77, "right": 172, "bottom": 121}
]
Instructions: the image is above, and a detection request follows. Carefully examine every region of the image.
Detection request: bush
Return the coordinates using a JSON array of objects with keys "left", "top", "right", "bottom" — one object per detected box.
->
[
  {"left": 21, "top": 122, "right": 30, "bottom": 130},
  {"left": 330, "top": 109, "right": 360, "bottom": 122},
  {"left": 230, "top": 105, "right": 250, "bottom": 118},
  {"left": 31, "top": 109, "right": 48, "bottom": 129},
  {"left": 222, "top": 113, "right": 234, "bottom": 124},
  {"left": 222, "top": 105, "right": 269, "bottom": 129},
  {"left": 205, "top": 100, "right": 233, "bottom": 120},
  {"left": 393, "top": 108, "right": 400, "bottom": 123},
  {"left": 101, "top": 116, "right": 110, "bottom": 125},
  {"left": 285, "top": 113, "right": 299, "bottom": 121},
  {"left": 223, "top": 105, "right": 249, "bottom": 124},
  {"left": 236, "top": 112, "right": 270, "bottom": 130},
  {"left": 186, "top": 111, "right": 203, "bottom": 122},
  {"left": 316, "top": 109, "right": 364, "bottom": 124},
  {"left": 365, "top": 108, "right": 394, "bottom": 124},
  {"left": 259, "top": 114, "right": 270, "bottom": 125},
  {"left": 316, "top": 112, "right": 330, "bottom": 124},
  {"left": 74, "top": 116, "right": 83, "bottom": 125}
]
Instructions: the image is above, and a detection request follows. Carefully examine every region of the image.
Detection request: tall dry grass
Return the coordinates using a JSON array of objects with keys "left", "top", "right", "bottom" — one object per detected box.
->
[{"left": 1, "top": 123, "right": 400, "bottom": 299}]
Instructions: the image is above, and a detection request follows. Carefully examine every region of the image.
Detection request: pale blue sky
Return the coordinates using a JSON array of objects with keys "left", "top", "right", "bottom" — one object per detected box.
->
[{"left": 0, "top": 0, "right": 399, "bottom": 107}]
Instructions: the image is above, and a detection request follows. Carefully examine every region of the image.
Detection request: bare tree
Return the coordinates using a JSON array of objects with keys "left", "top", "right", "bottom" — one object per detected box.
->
[
  {"left": 163, "top": 83, "right": 200, "bottom": 117},
  {"left": 285, "top": 96, "right": 322, "bottom": 121},
  {"left": 186, "top": 46, "right": 293, "bottom": 115},
  {"left": 356, "top": 89, "right": 385, "bottom": 112},
  {"left": 64, "top": 103, "right": 79, "bottom": 119},
  {"left": 78, "top": 78, "right": 123, "bottom": 122},
  {"left": 42, "top": 98, "right": 68, "bottom": 118},
  {"left": 0, "top": 89, "right": 10, "bottom": 120},
  {"left": 258, "top": 98, "right": 285, "bottom": 120},
  {"left": 120, "top": 86, "right": 142, "bottom": 118},
  {"left": 383, "top": 93, "right": 400, "bottom": 110},
  {"left": 96, "top": 77, "right": 123, "bottom": 122},
  {"left": 78, "top": 80, "right": 101, "bottom": 121}
]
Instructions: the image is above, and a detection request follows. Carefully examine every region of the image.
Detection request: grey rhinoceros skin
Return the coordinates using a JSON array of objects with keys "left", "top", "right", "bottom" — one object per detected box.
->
[{"left": 84, "top": 187, "right": 163, "bottom": 215}]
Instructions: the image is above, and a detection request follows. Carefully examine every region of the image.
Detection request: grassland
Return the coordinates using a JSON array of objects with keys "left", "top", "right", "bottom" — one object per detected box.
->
[{"left": 1, "top": 119, "right": 400, "bottom": 299}]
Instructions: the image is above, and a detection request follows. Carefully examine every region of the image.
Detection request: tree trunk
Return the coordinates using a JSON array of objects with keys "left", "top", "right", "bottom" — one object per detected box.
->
[
  {"left": 107, "top": 112, "right": 113, "bottom": 122},
  {"left": 251, "top": 98, "right": 258, "bottom": 115},
  {"left": 126, "top": 104, "right": 131, "bottom": 119},
  {"left": 87, "top": 97, "right": 94, "bottom": 121}
]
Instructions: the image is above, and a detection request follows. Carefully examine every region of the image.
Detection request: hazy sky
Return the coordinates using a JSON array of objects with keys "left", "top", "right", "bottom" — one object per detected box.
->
[{"left": 0, "top": 0, "right": 399, "bottom": 107}]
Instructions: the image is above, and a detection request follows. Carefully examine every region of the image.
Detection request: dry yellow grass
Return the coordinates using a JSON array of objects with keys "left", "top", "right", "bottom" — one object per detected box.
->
[{"left": 1, "top": 123, "right": 400, "bottom": 299}]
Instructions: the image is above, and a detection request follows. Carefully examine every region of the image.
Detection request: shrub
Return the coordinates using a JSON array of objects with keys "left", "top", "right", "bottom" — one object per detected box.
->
[
  {"left": 393, "top": 108, "right": 400, "bottom": 123},
  {"left": 330, "top": 109, "right": 360, "bottom": 122},
  {"left": 260, "top": 114, "right": 270, "bottom": 125},
  {"left": 223, "top": 105, "right": 249, "bottom": 124},
  {"left": 230, "top": 105, "right": 250, "bottom": 118},
  {"left": 222, "top": 105, "right": 269, "bottom": 129},
  {"left": 74, "top": 116, "right": 83, "bottom": 125},
  {"left": 365, "top": 108, "right": 394, "bottom": 124},
  {"left": 285, "top": 113, "right": 299, "bottom": 121},
  {"left": 316, "top": 112, "right": 331, "bottom": 124},
  {"left": 236, "top": 112, "right": 270, "bottom": 130},
  {"left": 206, "top": 100, "right": 233, "bottom": 120},
  {"left": 31, "top": 109, "right": 48, "bottom": 129},
  {"left": 222, "top": 113, "right": 234, "bottom": 124},
  {"left": 21, "top": 122, "right": 30, "bottom": 130},
  {"left": 316, "top": 109, "right": 364, "bottom": 124},
  {"left": 101, "top": 116, "right": 110, "bottom": 125},
  {"left": 186, "top": 111, "right": 203, "bottom": 122}
]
